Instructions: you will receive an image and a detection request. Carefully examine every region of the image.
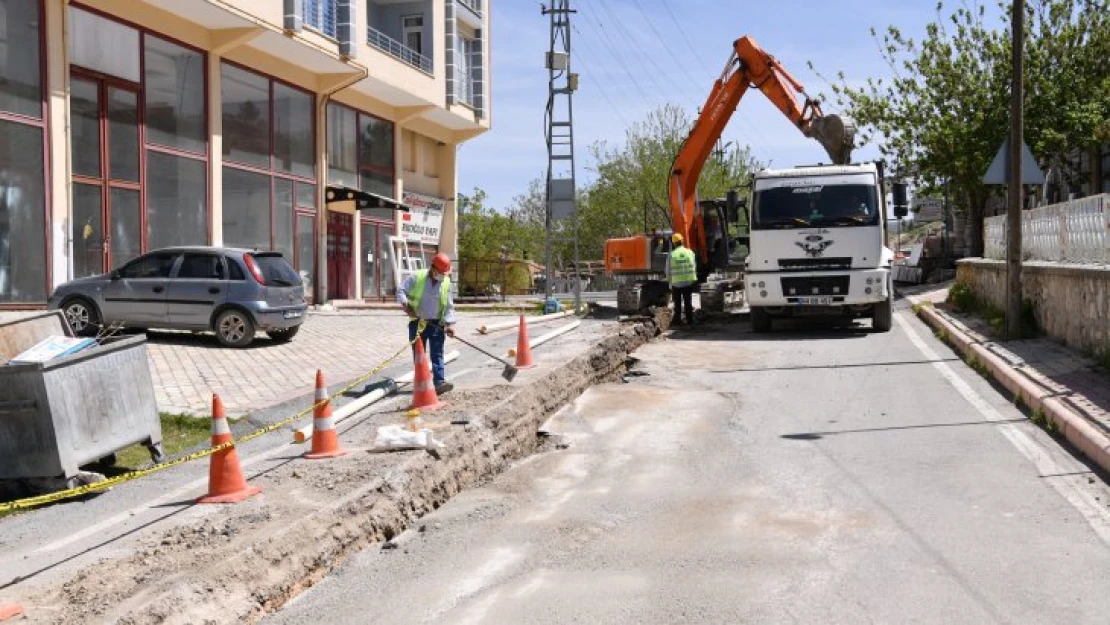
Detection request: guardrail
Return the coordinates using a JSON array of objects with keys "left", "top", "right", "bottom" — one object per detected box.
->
[
  {"left": 984, "top": 193, "right": 1109, "bottom": 263},
  {"left": 458, "top": 0, "right": 483, "bottom": 16},
  {"left": 367, "top": 26, "right": 433, "bottom": 73}
]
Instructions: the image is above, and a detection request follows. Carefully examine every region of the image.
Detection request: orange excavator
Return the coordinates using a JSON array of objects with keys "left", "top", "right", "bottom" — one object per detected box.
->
[{"left": 605, "top": 35, "right": 857, "bottom": 313}]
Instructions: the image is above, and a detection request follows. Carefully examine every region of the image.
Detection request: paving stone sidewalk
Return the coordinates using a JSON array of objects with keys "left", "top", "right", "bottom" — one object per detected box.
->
[
  {"left": 1, "top": 309, "right": 506, "bottom": 417},
  {"left": 903, "top": 283, "right": 1110, "bottom": 436}
]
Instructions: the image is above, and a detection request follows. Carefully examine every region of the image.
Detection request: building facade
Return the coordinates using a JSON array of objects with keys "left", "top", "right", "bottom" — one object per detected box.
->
[{"left": 0, "top": 0, "right": 490, "bottom": 307}]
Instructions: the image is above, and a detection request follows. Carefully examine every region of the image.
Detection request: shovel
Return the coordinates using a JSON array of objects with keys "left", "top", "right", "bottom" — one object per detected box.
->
[{"left": 450, "top": 334, "right": 519, "bottom": 382}]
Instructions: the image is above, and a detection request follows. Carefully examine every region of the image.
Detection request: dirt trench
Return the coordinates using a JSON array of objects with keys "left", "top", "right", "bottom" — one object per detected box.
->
[{"left": 20, "top": 311, "right": 669, "bottom": 624}]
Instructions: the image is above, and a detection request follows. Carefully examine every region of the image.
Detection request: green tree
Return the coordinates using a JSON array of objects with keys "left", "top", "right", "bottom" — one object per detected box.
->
[
  {"left": 584, "top": 104, "right": 761, "bottom": 258},
  {"left": 812, "top": 0, "right": 1110, "bottom": 257}
]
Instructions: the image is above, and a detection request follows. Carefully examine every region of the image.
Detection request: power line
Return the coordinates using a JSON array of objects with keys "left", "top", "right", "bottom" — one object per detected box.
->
[
  {"left": 574, "top": 3, "right": 660, "bottom": 106},
  {"left": 654, "top": 0, "right": 713, "bottom": 72},
  {"left": 569, "top": 25, "right": 632, "bottom": 128}
]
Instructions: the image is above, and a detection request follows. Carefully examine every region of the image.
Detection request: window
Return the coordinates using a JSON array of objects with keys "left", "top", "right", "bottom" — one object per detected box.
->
[
  {"left": 403, "top": 15, "right": 424, "bottom": 55},
  {"left": 120, "top": 252, "right": 178, "bottom": 279},
  {"left": 455, "top": 36, "right": 476, "bottom": 105},
  {"left": 327, "top": 103, "right": 396, "bottom": 221},
  {"left": 220, "top": 62, "right": 315, "bottom": 280},
  {"left": 222, "top": 167, "right": 271, "bottom": 251},
  {"left": 0, "top": 0, "right": 47, "bottom": 303},
  {"left": 225, "top": 256, "right": 246, "bottom": 281},
  {"left": 68, "top": 7, "right": 140, "bottom": 83},
  {"left": 0, "top": 0, "right": 44, "bottom": 118},
  {"left": 221, "top": 63, "right": 270, "bottom": 168},
  {"left": 251, "top": 253, "right": 300, "bottom": 286},
  {"left": 177, "top": 253, "right": 224, "bottom": 279},
  {"left": 145, "top": 36, "right": 205, "bottom": 154},
  {"left": 147, "top": 152, "right": 207, "bottom": 249}
]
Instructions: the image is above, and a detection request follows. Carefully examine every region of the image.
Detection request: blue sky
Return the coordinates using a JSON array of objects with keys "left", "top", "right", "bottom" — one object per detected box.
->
[{"left": 458, "top": 0, "right": 943, "bottom": 211}]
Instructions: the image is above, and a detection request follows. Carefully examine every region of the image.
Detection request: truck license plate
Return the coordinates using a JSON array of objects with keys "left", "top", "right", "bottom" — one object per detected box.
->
[{"left": 797, "top": 296, "right": 834, "bottom": 305}]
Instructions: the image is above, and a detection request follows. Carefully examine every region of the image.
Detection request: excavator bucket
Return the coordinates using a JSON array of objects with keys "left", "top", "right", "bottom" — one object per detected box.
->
[{"left": 809, "top": 114, "right": 857, "bottom": 165}]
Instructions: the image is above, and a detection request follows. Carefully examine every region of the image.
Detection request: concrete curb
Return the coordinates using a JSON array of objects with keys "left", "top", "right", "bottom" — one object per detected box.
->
[{"left": 915, "top": 304, "right": 1110, "bottom": 475}]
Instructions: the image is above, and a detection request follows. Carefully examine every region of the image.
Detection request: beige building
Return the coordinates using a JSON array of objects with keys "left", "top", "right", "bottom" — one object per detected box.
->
[{"left": 0, "top": 0, "right": 490, "bottom": 307}]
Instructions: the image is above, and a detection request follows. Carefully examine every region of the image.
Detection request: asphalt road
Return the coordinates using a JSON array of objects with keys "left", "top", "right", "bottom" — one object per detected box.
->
[{"left": 268, "top": 303, "right": 1110, "bottom": 624}]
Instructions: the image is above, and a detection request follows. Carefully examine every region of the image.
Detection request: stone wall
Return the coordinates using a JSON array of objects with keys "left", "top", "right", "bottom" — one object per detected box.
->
[{"left": 956, "top": 258, "right": 1110, "bottom": 355}]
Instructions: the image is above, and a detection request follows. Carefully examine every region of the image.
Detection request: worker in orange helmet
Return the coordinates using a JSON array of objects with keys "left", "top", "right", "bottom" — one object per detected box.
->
[{"left": 397, "top": 252, "right": 457, "bottom": 394}]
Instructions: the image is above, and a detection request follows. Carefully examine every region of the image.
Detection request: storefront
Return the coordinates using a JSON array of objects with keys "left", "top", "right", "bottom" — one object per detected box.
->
[{"left": 0, "top": 0, "right": 49, "bottom": 304}]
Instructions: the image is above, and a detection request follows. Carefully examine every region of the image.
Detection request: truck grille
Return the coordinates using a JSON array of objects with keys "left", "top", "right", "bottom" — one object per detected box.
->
[
  {"left": 778, "top": 257, "right": 853, "bottom": 271},
  {"left": 780, "top": 275, "right": 850, "bottom": 297}
]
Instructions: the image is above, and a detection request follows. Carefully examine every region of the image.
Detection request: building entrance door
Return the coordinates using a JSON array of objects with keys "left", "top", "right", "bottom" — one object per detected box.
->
[
  {"left": 69, "top": 73, "right": 142, "bottom": 278},
  {"left": 327, "top": 210, "right": 353, "bottom": 299}
]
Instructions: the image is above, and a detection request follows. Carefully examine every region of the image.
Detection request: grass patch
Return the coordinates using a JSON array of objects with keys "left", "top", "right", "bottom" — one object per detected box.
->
[
  {"left": 113, "top": 413, "right": 215, "bottom": 470},
  {"left": 946, "top": 281, "right": 1039, "bottom": 339}
]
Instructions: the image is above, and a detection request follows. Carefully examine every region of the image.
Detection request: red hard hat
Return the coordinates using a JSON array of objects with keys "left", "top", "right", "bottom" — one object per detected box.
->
[{"left": 432, "top": 253, "right": 452, "bottom": 274}]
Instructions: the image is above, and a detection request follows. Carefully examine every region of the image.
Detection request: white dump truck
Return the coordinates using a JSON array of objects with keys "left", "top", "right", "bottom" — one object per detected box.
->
[{"left": 744, "top": 162, "right": 895, "bottom": 332}]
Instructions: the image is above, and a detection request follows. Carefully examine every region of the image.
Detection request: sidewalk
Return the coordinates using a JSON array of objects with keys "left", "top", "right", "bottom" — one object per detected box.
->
[
  {"left": 903, "top": 282, "right": 1110, "bottom": 473},
  {"left": 1, "top": 309, "right": 512, "bottom": 417}
]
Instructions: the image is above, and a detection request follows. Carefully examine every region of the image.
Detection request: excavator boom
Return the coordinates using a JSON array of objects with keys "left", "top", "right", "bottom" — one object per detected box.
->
[{"left": 670, "top": 35, "right": 856, "bottom": 257}]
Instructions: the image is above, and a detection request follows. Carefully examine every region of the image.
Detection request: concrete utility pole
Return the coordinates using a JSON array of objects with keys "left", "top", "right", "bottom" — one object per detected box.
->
[
  {"left": 541, "top": 1, "right": 580, "bottom": 311},
  {"left": 1006, "top": 0, "right": 1024, "bottom": 339}
]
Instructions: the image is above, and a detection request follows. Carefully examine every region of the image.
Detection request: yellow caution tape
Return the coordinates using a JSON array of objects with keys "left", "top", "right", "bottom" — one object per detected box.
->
[{"left": 0, "top": 321, "right": 428, "bottom": 513}]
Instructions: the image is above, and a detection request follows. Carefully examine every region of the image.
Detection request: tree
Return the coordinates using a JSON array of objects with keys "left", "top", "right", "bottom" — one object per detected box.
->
[
  {"left": 812, "top": 0, "right": 1110, "bottom": 257},
  {"left": 583, "top": 104, "right": 761, "bottom": 258}
]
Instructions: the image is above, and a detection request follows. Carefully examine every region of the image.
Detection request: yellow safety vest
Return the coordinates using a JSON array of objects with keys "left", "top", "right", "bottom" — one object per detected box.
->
[
  {"left": 669, "top": 247, "right": 697, "bottom": 286},
  {"left": 412, "top": 270, "right": 451, "bottom": 321}
]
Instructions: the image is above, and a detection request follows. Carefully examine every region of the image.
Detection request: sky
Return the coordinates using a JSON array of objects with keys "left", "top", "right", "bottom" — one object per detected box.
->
[{"left": 457, "top": 0, "right": 944, "bottom": 212}]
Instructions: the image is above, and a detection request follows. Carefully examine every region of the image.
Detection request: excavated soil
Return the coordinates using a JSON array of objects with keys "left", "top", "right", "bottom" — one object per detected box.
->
[{"left": 18, "top": 311, "right": 669, "bottom": 624}]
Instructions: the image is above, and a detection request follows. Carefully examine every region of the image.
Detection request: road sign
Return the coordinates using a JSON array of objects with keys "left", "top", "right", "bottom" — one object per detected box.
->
[{"left": 982, "top": 137, "right": 1045, "bottom": 185}]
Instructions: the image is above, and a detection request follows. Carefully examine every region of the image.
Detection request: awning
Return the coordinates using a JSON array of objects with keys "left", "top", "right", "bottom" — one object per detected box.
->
[{"left": 324, "top": 186, "right": 410, "bottom": 213}]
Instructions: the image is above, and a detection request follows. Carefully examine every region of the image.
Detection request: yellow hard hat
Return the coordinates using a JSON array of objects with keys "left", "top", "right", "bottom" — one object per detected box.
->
[{"left": 672, "top": 233, "right": 684, "bottom": 245}]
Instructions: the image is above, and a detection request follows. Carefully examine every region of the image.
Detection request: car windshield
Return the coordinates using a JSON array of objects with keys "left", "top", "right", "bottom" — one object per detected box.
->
[
  {"left": 752, "top": 183, "right": 879, "bottom": 229},
  {"left": 251, "top": 253, "right": 300, "bottom": 287}
]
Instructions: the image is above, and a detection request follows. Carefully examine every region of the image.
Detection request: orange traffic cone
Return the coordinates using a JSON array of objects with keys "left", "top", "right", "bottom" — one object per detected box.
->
[
  {"left": 197, "top": 394, "right": 261, "bottom": 504},
  {"left": 513, "top": 315, "right": 535, "bottom": 369},
  {"left": 305, "top": 370, "right": 346, "bottom": 459},
  {"left": 0, "top": 603, "right": 24, "bottom": 622},
  {"left": 409, "top": 338, "right": 445, "bottom": 411}
]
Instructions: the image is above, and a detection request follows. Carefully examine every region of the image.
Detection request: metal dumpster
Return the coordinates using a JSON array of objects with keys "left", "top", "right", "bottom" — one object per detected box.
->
[{"left": 0, "top": 312, "right": 164, "bottom": 486}]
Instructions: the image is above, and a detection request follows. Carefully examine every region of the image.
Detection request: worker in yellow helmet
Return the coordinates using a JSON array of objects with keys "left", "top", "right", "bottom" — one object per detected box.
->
[{"left": 668, "top": 233, "right": 697, "bottom": 326}]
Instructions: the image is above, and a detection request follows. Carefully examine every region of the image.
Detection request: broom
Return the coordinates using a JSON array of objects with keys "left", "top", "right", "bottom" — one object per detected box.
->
[{"left": 450, "top": 334, "right": 519, "bottom": 382}]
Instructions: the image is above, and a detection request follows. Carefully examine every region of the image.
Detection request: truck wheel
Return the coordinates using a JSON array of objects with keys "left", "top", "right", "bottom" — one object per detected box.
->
[
  {"left": 751, "top": 307, "right": 772, "bottom": 333},
  {"left": 873, "top": 293, "right": 893, "bottom": 333}
]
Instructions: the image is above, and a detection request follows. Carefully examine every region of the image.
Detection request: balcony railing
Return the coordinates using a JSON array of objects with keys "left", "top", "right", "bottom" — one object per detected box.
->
[
  {"left": 458, "top": 0, "right": 483, "bottom": 16},
  {"left": 368, "top": 26, "right": 433, "bottom": 73},
  {"left": 304, "top": 0, "right": 338, "bottom": 39}
]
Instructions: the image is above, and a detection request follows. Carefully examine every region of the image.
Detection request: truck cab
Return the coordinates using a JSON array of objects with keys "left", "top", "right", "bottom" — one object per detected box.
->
[{"left": 745, "top": 163, "right": 894, "bottom": 332}]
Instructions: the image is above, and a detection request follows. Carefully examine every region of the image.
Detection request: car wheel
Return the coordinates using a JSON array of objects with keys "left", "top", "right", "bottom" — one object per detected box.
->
[
  {"left": 62, "top": 297, "right": 100, "bottom": 337},
  {"left": 267, "top": 326, "right": 301, "bottom": 343},
  {"left": 215, "top": 309, "right": 256, "bottom": 348}
]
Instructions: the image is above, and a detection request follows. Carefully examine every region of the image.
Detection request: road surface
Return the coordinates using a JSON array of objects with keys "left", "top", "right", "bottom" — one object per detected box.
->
[{"left": 268, "top": 303, "right": 1110, "bottom": 624}]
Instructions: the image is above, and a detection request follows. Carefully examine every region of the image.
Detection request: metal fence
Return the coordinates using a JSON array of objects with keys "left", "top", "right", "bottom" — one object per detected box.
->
[
  {"left": 984, "top": 193, "right": 1109, "bottom": 263},
  {"left": 458, "top": 259, "right": 537, "bottom": 298},
  {"left": 367, "top": 26, "right": 433, "bottom": 73}
]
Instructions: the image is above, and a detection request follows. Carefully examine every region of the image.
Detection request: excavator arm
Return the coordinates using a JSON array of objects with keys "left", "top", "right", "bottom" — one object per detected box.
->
[{"left": 671, "top": 35, "right": 856, "bottom": 262}]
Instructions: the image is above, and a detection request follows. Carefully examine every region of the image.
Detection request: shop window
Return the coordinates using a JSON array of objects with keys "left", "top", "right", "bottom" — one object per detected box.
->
[
  {"left": 68, "top": 7, "right": 140, "bottom": 83},
  {"left": 296, "top": 182, "right": 317, "bottom": 210},
  {"left": 145, "top": 36, "right": 205, "bottom": 154},
  {"left": 296, "top": 213, "right": 315, "bottom": 291},
  {"left": 326, "top": 102, "right": 358, "bottom": 188},
  {"left": 0, "top": 0, "right": 44, "bottom": 118},
  {"left": 222, "top": 167, "right": 271, "bottom": 251},
  {"left": 147, "top": 152, "right": 207, "bottom": 249},
  {"left": 274, "top": 178, "right": 295, "bottom": 262},
  {"left": 221, "top": 63, "right": 270, "bottom": 168},
  {"left": 274, "top": 83, "right": 314, "bottom": 179},
  {"left": 359, "top": 114, "right": 394, "bottom": 199}
]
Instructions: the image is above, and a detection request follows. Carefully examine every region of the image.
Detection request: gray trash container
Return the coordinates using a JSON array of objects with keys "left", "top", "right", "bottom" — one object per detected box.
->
[{"left": 0, "top": 312, "right": 164, "bottom": 486}]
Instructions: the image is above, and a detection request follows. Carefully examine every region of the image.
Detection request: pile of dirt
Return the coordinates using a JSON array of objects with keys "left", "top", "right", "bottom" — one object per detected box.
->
[{"left": 17, "top": 313, "right": 669, "bottom": 624}]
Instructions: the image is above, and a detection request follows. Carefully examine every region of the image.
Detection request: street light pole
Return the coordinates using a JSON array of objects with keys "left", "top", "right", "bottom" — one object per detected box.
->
[{"left": 1006, "top": 0, "right": 1024, "bottom": 339}]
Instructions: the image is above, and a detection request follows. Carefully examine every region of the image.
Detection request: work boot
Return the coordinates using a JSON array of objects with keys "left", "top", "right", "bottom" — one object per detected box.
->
[{"left": 435, "top": 381, "right": 454, "bottom": 395}]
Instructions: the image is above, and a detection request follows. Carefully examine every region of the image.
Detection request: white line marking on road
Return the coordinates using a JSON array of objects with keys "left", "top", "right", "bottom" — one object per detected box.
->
[{"left": 896, "top": 313, "right": 1110, "bottom": 544}]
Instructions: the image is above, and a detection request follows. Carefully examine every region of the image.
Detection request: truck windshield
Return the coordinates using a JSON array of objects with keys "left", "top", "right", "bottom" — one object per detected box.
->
[{"left": 752, "top": 184, "right": 879, "bottom": 229}]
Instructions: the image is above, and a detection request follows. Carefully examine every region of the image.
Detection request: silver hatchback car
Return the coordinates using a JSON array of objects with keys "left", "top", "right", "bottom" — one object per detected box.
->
[{"left": 47, "top": 247, "right": 307, "bottom": 347}]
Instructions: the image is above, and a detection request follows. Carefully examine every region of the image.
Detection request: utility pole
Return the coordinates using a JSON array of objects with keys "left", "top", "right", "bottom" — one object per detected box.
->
[
  {"left": 1006, "top": 0, "right": 1024, "bottom": 338},
  {"left": 541, "top": 1, "right": 579, "bottom": 312}
]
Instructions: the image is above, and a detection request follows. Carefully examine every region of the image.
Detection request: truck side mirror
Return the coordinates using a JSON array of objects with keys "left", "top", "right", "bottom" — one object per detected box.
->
[
  {"left": 726, "top": 190, "right": 740, "bottom": 223},
  {"left": 892, "top": 181, "right": 909, "bottom": 218}
]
